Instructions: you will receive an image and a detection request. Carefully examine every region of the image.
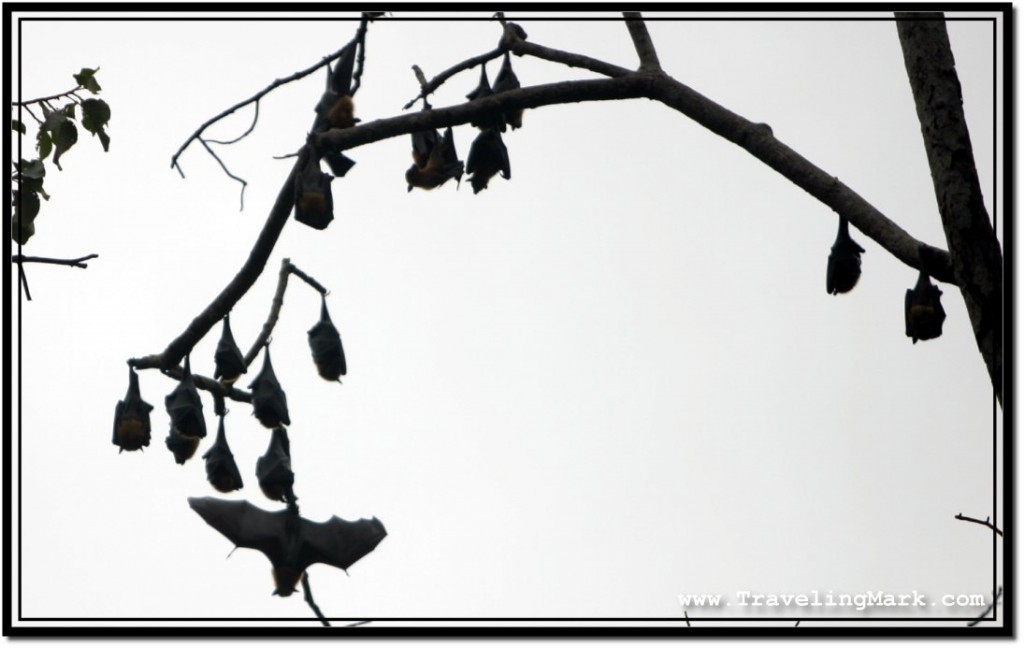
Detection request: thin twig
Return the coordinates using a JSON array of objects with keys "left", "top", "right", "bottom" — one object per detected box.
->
[
  {"left": 955, "top": 513, "right": 1003, "bottom": 536},
  {"left": 242, "top": 258, "right": 328, "bottom": 367},
  {"left": 967, "top": 587, "right": 1002, "bottom": 627},
  {"left": 347, "top": 620, "right": 372, "bottom": 627},
  {"left": 199, "top": 139, "right": 247, "bottom": 211},
  {"left": 205, "top": 101, "right": 260, "bottom": 146},
  {"left": 402, "top": 48, "right": 504, "bottom": 110},
  {"left": 301, "top": 573, "right": 330, "bottom": 627},
  {"left": 11, "top": 85, "right": 84, "bottom": 107},
  {"left": 154, "top": 363, "right": 253, "bottom": 404},
  {"left": 18, "top": 103, "right": 42, "bottom": 125},
  {"left": 684, "top": 611, "right": 691, "bottom": 627},
  {"left": 18, "top": 264, "right": 32, "bottom": 301},
  {"left": 12, "top": 253, "right": 98, "bottom": 269}
]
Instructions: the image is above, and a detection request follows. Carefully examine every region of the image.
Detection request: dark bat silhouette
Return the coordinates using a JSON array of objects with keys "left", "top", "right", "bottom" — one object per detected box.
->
[
  {"left": 256, "top": 427, "right": 294, "bottom": 502},
  {"left": 826, "top": 217, "right": 865, "bottom": 295},
  {"left": 406, "top": 126, "right": 464, "bottom": 192},
  {"left": 466, "top": 64, "right": 503, "bottom": 131},
  {"left": 905, "top": 268, "right": 946, "bottom": 343},
  {"left": 166, "top": 427, "right": 200, "bottom": 465},
  {"left": 249, "top": 346, "right": 290, "bottom": 429},
  {"left": 204, "top": 416, "right": 244, "bottom": 493},
  {"left": 188, "top": 496, "right": 387, "bottom": 597},
  {"left": 112, "top": 366, "right": 154, "bottom": 453},
  {"left": 308, "top": 296, "right": 347, "bottom": 381},
  {"left": 214, "top": 314, "right": 246, "bottom": 384},
  {"left": 466, "top": 129, "right": 510, "bottom": 194},
  {"left": 492, "top": 51, "right": 523, "bottom": 130},
  {"left": 293, "top": 149, "right": 335, "bottom": 231},
  {"left": 314, "top": 43, "right": 360, "bottom": 132},
  {"left": 165, "top": 356, "right": 206, "bottom": 439}
]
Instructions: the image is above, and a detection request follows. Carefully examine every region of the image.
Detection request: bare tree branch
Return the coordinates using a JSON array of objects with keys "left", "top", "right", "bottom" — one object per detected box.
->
[
  {"left": 301, "top": 572, "right": 330, "bottom": 627},
  {"left": 242, "top": 258, "right": 327, "bottom": 367},
  {"left": 896, "top": 12, "right": 1003, "bottom": 404},
  {"left": 955, "top": 513, "right": 1003, "bottom": 536},
  {"left": 11, "top": 84, "right": 86, "bottom": 107},
  {"left": 199, "top": 139, "right": 247, "bottom": 211},
  {"left": 402, "top": 48, "right": 505, "bottom": 110},
  {"left": 12, "top": 253, "right": 98, "bottom": 268},
  {"left": 623, "top": 12, "right": 662, "bottom": 71}
]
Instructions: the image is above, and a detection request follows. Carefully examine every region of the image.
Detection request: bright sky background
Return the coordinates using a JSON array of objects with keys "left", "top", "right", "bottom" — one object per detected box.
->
[{"left": 9, "top": 9, "right": 1005, "bottom": 632}]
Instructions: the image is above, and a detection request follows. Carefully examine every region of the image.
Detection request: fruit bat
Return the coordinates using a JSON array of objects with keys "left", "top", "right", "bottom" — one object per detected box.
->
[
  {"left": 466, "top": 129, "right": 511, "bottom": 194},
  {"left": 213, "top": 314, "right": 246, "bottom": 384},
  {"left": 188, "top": 497, "right": 387, "bottom": 597},
  {"left": 492, "top": 51, "right": 523, "bottom": 130},
  {"left": 314, "top": 44, "right": 359, "bottom": 132},
  {"left": 905, "top": 268, "right": 946, "bottom": 343},
  {"left": 256, "top": 427, "right": 294, "bottom": 503},
  {"left": 465, "top": 64, "right": 503, "bottom": 131},
  {"left": 166, "top": 427, "right": 200, "bottom": 465},
  {"left": 112, "top": 366, "right": 154, "bottom": 453},
  {"left": 249, "top": 346, "right": 290, "bottom": 429},
  {"left": 203, "top": 416, "right": 244, "bottom": 493},
  {"left": 293, "top": 150, "right": 335, "bottom": 231},
  {"left": 826, "top": 216, "right": 865, "bottom": 295},
  {"left": 406, "top": 126, "right": 465, "bottom": 192},
  {"left": 307, "top": 295, "right": 347, "bottom": 381},
  {"left": 164, "top": 356, "right": 206, "bottom": 439}
]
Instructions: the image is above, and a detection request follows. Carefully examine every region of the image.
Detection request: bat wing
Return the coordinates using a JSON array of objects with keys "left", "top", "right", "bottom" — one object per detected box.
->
[
  {"left": 299, "top": 515, "right": 387, "bottom": 572},
  {"left": 188, "top": 497, "right": 288, "bottom": 563}
]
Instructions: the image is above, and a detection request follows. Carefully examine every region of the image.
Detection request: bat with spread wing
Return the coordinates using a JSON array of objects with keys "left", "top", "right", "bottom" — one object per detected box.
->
[{"left": 188, "top": 497, "right": 387, "bottom": 596}]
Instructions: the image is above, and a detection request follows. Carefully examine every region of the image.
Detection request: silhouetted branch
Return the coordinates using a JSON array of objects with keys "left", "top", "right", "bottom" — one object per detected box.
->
[
  {"left": 243, "top": 258, "right": 327, "bottom": 368},
  {"left": 12, "top": 253, "right": 98, "bottom": 268},
  {"left": 199, "top": 139, "right": 247, "bottom": 211},
  {"left": 18, "top": 263, "right": 32, "bottom": 301},
  {"left": 623, "top": 12, "right": 661, "bottom": 71},
  {"left": 204, "top": 101, "right": 260, "bottom": 146},
  {"left": 154, "top": 363, "right": 253, "bottom": 403},
  {"left": 967, "top": 587, "right": 1002, "bottom": 627},
  {"left": 12, "top": 84, "right": 85, "bottom": 107},
  {"left": 402, "top": 48, "right": 504, "bottom": 110},
  {"left": 955, "top": 513, "right": 1003, "bottom": 536},
  {"left": 301, "top": 573, "right": 330, "bottom": 627}
]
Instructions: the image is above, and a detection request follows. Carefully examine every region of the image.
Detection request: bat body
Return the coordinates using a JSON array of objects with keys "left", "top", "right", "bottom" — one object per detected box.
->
[
  {"left": 406, "top": 126, "right": 464, "bottom": 192},
  {"left": 313, "top": 43, "right": 359, "bottom": 133},
  {"left": 492, "top": 51, "right": 523, "bottom": 130},
  {"left": 257, "top": 427, "right": 294, "bottom": 502},
  {"left": 466, "top": 65, "right": 503, "bottom": 131},
  {"left": 188, "top": 497, "right": 387, "bottom": 596},
  {"left": 293, "top": 151, "right": 335, "bottom": 231},
  {"left": 249, "top": 347, "right": 290, "bottom": 429},
  {"left": 112, "top": 367, "right": 154, "bottom": 452},
  {"left": 164, "top": 357, "right": 206, "bottom": 439},
  {"left": 905, "top": 269, "right": 946, "bottom": 343},
  {"left": 166, "top": 428, "right": 200, "bottom": 465},
  {"left": 214, "top": 315, "right": 246, "bottom": 384},
  {"left": 826, "top": 217, "right": 865, "bottom": 295},
  {"left": 308, "top": 297, "right": 347, "bottom": 381},
  {"left": 203, "top": 416, "right": 244, "bottom": 493},
  {"left": 466, "top": 129, "right": 510, "bottom": 194}
]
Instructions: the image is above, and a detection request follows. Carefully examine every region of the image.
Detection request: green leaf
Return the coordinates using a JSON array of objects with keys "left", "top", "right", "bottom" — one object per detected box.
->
[
  {"left": 41, "top": 109, "right": 67, "bottom": 133},
  {"left": 73, "top": 67, "right": 102, "bottom": 93},
  {"left": 62, "top": 103, "right": 76, "bottom": 120},
  {"left": 96, "top": 128, "right": 110, "bottom": 152},
  {"left": 81, "top": 98, "right": 111, "bottom": 133},
  {"left": 37, "top": 131, "right": 52, "bottom": 160},
  {"left": 52, "top": 120, "right": 78, "bottom": 170},
  {"left": 12, "top": 190, "right": 40, "bottom": 244},
  {"left": 19, "top": 158, "right": 45, "bottom": 180},
  {"left": 12, "top": 120, "right": 25, "bottom": 134}
]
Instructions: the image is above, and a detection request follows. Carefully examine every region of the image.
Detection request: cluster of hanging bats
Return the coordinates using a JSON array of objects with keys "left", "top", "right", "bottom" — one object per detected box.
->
[{"left": 108, "top": 32, "right": 948, "bottom": 602}]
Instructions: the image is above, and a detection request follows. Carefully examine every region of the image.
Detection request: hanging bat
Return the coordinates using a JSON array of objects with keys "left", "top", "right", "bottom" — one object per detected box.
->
[
  {"left": 308, "top": 296, "right": 347, "bottom": 381},
  {"left": 314, "top": 43, "right": 360, "bottom": 132},
  {"left": 826, "top": 216, "right": 865, "bottom": 295},
  {"left": 166, "top": 427, "right": 200, "bottom": 465},
  {"left": 406, "top": 126, "right": 465, "bottom": 192},
  {"left": 203, "top": 415, "right": 244, "bottom": 493},
  {"left": 466, "top": 128, "right": 511, "bottom": 194},
  {"left": 465, "top": 64, "right": 503, "bottom": 131},
  {"left": 492, "top": 51, "right": 523, "bottom": 130},
  {"left": 164, "top": 356, "right": 206, "bottom": 439},
  {"left": 249, "top": 346, "right": 290, "bottom": 429},
  {"left": 214, "top": 314, "right": 246, "bottom": 384},
  {"left": 257, "top": 427, "right": 294, "bottom": 502},
  {"left": 905, "top": 268, "right": 946, "bottom": 343},
  {"left": 188, "top": 497, "right": 387, "bottom": 597},
  {"left": 112, "top": 366, "right": 154, "bottom": 453},
  {"left": 293, "top": 149, "right": 335, "bottom": 231}
]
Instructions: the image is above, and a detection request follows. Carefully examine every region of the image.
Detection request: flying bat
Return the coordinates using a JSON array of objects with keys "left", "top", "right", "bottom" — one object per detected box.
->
[
  {"left": 203, "top": 416, "right": 244, "bottom": 493},
  {"left": 213, "top": 314, "right": 246, "bottom": 384},
  {"left": 164, "top": 356, "right": 206, "bottom": 439},
  {"left": 905, "top": 268, "right": 946, "bottom": 343},
  {"left": 466, "top": 129, "right": 510, "bottom": 194},
  {"left": 112, "top": 366, "right": 154, "bottom": 452},
  {"left": 492, "top": 51, "right": 523, "bottom": 130},
  {"left": 826, "top": 216, "right": 865, "bottom": 295},
  {"left": 406, "top": 126, "right": 464, "bottom": 192},
  {"left": 256, "top": 427, "right": 294, "bottom": 503},
  {"left": 249, "top": 346, "right": 290, "bottom": 429},
  {"left": 188, "top": 497, "right": 387, "bottom": 597},
  {"left": 308, "top": 296, "right": 347, "bottom": 381}
]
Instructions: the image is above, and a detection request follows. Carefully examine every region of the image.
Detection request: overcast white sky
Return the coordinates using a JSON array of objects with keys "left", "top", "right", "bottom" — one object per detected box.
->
[{"left": 9, "top": 9, "right": 1005, "bottom": 633}]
